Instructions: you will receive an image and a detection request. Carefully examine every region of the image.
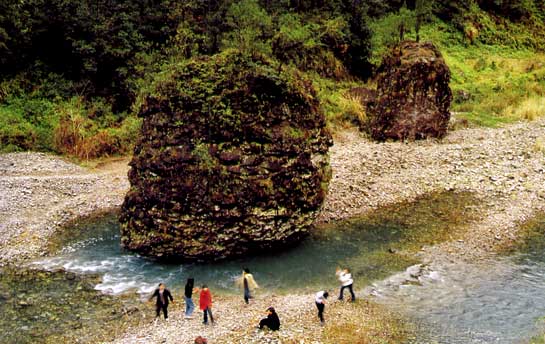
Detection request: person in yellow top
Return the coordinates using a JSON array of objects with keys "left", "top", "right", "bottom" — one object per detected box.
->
[{"left": 236, "top": 268, "right": 259, "bottom": 304}]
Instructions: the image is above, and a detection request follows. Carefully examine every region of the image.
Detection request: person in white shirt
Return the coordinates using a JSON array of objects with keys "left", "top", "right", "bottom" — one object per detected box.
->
[
  {"left": 336, "top": 267, "right": 356, "bottom": 302},
  {"left": 315, "top": 290, "right": 329, "bottom": 324}
]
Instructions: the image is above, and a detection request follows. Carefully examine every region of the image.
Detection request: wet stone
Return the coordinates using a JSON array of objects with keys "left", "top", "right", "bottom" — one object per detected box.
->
[{"left": 0, "top": 266, "right": 140, "bottom": 343}]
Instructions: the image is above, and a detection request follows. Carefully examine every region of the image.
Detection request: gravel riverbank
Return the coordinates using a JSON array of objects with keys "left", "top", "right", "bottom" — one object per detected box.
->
[
  {"left": 1, "top": 119, "right": 545, "bottom": 342},
  {"left": 110, "top": 292, "right": 405, "bottom": 344},
  {"left": 1, "top": 119, "right": 545, "bottom": 264},
  {"left": 0, "top": 154, "right": 129, "bottom": 265},
  {"left": 319, "top": 118, "right": 545, "bottom": 261}
]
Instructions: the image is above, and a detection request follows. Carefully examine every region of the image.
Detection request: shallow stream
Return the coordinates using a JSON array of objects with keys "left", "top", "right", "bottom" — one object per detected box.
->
[
  {"left": 370, "top": 217, "right": 545, "bottom": 343},
  {"left": 33, "top": 191, "right": 478, "bottom": 297},
  {"left": 34, "top": 213, "right": 415, "bottom": 296},
  {"left": 3, "top": 192, "right": 544, "bottom": 343}
]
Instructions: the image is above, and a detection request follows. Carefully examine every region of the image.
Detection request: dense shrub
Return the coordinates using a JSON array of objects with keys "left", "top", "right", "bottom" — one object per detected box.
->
[
  {"left": 477, "top": 0, "right": 537, "bottom": 21},
  {"left": 52, "top": 99, "right": 141, "bottom": 159},
  {"left": 1, "top": 0, "right": 545, "bottom": 155},
  {"left": 222, "top": 0, "right": 273, "bottom": 55},
  {"left": 0, "top": 94, "right": 140, "bottom": 158},
  {"left": 0, "top": 96, "right": 56, "bottom": 152}
]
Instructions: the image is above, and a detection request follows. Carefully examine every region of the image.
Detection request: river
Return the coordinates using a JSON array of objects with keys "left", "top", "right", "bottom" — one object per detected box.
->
[{"left": 3, "top": 192, "right": 544, "bottom": 343}]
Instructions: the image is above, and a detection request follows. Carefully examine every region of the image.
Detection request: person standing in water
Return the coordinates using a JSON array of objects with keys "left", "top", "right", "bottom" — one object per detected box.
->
[
  {"left": 199, "top": 285, "right": 214, "bottom": 325},
  {"left": 149, "top": 283, "right": 174, "bottom": 320},
  {"left": 184, "top": 278, "right": 199, "bottom": 319},
  {"left": 315, "top": 290, "right": 329, "bottom": 324},
  {"left": 258, "top": 307, "right": 280, "bottom": 331},
  {"left": 236, "top": 268, "right": 259, "bottom": 304},
  {"left": 336, "top": 267, "right": 356, "bottom": 302}
]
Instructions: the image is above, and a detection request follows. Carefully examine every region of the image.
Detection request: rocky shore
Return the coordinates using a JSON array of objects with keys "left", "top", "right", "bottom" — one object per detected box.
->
[
  {"left": 1, "top": 118, "right": 545, "bottom": 265},
  {"left": 319, "top": 117, "right": 545, "bottom": 261},
  {"left": 1, "top": 119, "right": 545, "bottom": 342},
  {"left": 110, "top": 292, "right": 407, "bottom": 344},
  {"left": 0, "top": 154, "right": 129, "bottom": 265}
]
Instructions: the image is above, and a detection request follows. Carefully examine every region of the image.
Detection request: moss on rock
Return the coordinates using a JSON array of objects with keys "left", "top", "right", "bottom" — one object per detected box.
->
[
  {"left": 367, "top": 41, "right": 453, "bottom": 141},
  {"left": 119, "top": 50, "right": 332, "bottom": 261}
]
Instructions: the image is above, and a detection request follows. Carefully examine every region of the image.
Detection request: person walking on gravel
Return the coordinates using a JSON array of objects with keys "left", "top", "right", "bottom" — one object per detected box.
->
[
  {"left": 149, "top": 283, "right": 174, "bottom": 320},
  {"left": 315, "top": 290, "right": 329, "bottom": 324},
  {"left": 336, "top": 267, "right": 356, "bottom": 302},
  {"left": 199, "top": 285, "right": 214, "bottom": 325},
  {"left": 184, "top": 278, "right": 199, "bottom": 319},
  {"left": 236, "top": 268, "right": 259, "bottom": 304}
]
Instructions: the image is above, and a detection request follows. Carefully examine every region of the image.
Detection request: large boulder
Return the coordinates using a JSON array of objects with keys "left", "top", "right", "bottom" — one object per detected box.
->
[
  {"left": 367, "top": 41, "right": 452, "bottom": 141},
  {"left": 119, "top": 50, "right": 332, "bottom": 261}
]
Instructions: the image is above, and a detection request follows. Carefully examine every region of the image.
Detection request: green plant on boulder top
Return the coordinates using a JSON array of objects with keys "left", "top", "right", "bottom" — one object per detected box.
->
[
  {"left": 222, "top": 0, "right": 273, "bottom": 56},
  {"left": 192, "top": 142, "right": 215, "bottom": 170},
  {"left": 120, "top": 48, "right": 332, "bottom": 261}
]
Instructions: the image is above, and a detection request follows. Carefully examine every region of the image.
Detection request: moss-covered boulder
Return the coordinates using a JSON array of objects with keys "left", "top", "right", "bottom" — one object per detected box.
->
[
  {"left": 119, "top": 50, "right": 332, "bottom": 261},
  {"left": 367, "top": 41, "right": 452, "bottom": 141}
]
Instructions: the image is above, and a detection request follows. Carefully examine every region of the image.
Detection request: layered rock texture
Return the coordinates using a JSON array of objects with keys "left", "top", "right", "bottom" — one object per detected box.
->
[
  {"left": 368, "top": 41, "right": 452, "bottom": 141},
  {"left": 119, "top": 51, "right": 332, "bottom": 261}
]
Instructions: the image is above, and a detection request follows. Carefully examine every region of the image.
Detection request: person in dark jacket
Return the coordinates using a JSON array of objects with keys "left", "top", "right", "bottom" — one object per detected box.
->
[
  {"left": 149, "top": 283, "right": 174, "bottom": 320},
  {"left": 259, "top": 307, "right": 280, "bottom": 331},
  {"left": 185, "top": 278, "right": 199, "bottom": 319}
]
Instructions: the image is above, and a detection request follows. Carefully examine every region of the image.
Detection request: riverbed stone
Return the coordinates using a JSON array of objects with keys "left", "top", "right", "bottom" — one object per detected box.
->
[
  {"left": 119, "top": 50, "right": 332, "bottom": 261},
  {"left": 367, "top": 40, "right": 453, "bottom": 141}
]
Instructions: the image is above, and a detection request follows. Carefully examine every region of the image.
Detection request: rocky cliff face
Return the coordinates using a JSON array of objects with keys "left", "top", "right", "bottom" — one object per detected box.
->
[
  {"left": 119, "top": 51, "right": 332, "bottom": 261},
  {"left": 368, "top": 41, "right": 452, "bottom": 141}
]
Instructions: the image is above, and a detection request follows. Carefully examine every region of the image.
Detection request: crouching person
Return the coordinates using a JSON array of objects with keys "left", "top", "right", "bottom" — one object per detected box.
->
[{"left": 259, "top": 307, "right": 280, "bottom": 331}]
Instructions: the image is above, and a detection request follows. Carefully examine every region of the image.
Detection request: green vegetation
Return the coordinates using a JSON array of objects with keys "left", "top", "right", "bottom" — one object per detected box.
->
[
  {"left": 0, "top": 266, "right": 141, "bottom": 343},
  {"left": 368, "top": 2, "right": 545, "bottom": 127},
  {"left": 497, "top": 213, "right": 545, "bottom": 255},
  {"left": 323, "top": 300, "right": 413, "bottom": 343},
  {"left": 531, "top": 326, "right": 545, "bottom": 344},
  {"left": 0, "top": 91, "right": 140, "bottom": 158},
  {"left": 432, "top": 30, "right": 545, "bottom": 127},
  {"left": 1, "top": 0, "right": 544, "bottom": 157}
]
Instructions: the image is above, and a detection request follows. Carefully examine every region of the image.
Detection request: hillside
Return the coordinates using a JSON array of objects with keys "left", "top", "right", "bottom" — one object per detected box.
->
[{"left": 1, "top": 0, "right": 544, "bottom": 158}]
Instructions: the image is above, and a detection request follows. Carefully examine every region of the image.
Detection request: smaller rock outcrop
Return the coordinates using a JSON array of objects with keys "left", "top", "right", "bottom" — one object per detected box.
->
[{"left": 367, "top": 41, "right": 453, "bottom": 141}]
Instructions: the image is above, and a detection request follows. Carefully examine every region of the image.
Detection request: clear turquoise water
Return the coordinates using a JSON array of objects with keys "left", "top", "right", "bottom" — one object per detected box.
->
[
  {"left": 372, "top": 244, "right": 545, "bottom": 343},
  {"left": 31, "top": 206, "right": 545, "bottom": 343},
  {"left": 35, "top": 214, "right": 412, "bottom": 296}
]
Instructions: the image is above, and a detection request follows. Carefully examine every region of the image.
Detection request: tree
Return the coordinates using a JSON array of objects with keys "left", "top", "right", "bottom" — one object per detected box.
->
[
  {"left": 346, "top": 1, "right": 374, "bottom": 78},
  {"left": 0, "top": 0, "right": 187, "bottom": 110},
  {"left": 222, "top": 0, "right": 273, "bottom": 55},
  {"left": 369, "top": 3, "right": 414, "bottom": 52},
  {"left": 272, "top": 14, "right": 320, "bottom": 68},
  {"left": 477, "top": 0, "right": 537, "bottom": 21},
  {"left": 415, "top": 0, "right": 434, "bottom": 42}
]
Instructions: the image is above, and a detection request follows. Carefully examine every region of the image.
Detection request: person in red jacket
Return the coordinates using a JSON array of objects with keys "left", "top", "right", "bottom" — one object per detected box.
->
[{"left": 199, "top": 285, "right": 214, "bottom": 325}]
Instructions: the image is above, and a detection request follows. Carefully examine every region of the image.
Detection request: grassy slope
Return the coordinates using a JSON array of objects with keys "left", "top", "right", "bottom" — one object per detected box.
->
[
  {"left": 1, "top": 7, "right": 544, "bottom": 153},
  {"left": 418, "top": 20, "right": 545, "bottom": 127},
  {"left": 319, "top": 7, "right": 545, "bottom": 131}
]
